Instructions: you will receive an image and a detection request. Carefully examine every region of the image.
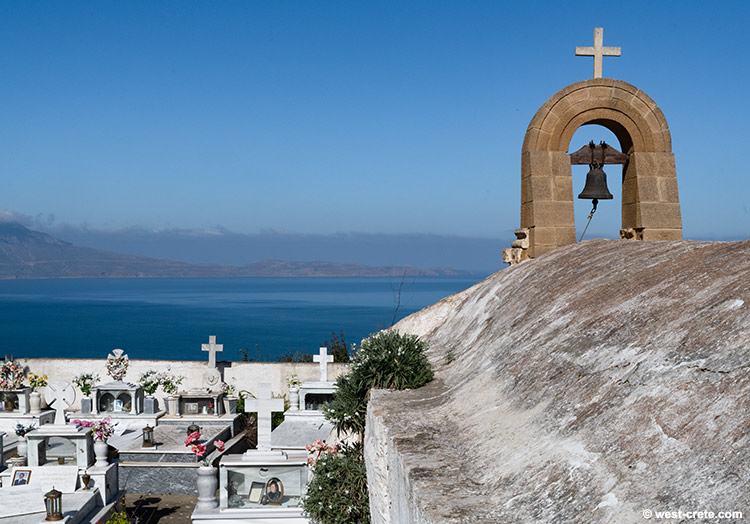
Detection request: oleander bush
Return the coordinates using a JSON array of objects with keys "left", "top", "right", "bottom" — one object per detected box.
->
[
  {"left": 323, "top": 330, "right": 433, "bottom": 439},
  {"left": 302, "top": 442, "right": 369, "bottom": 524},
  {"left": 304, "top": 330, "right": 432, "bottom": 524}
]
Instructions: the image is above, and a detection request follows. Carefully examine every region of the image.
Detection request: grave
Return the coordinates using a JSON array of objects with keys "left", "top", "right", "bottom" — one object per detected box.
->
[
  {"left": 193, "top": 382, "right": 311, "bottom": 523},
  {"left": 112, "top": 338, "right": 241, "bottom": 495},
  {"left": 298, "top": 347, "right": 337, "bottom": 411},
  {"left": 175, "top": 336, "right": 226, "bottom": 417},
  {"left": 91, "top": 349, "right": 145, "bottom": 416},
  {"left": 0, "top": 379, "right": 120, "bottom": 521},
  {"left": 0, "top": 359, "right": 55, "bottom": 452},
  {"left": 272, "top": 348, "right": 337, "bottom": 451}
]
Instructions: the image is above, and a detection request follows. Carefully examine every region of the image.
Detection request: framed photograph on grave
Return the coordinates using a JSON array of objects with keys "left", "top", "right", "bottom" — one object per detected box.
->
[
  {"left": 184, "top": 402, "right": 199, "bottom": 415},
  {"left": 264, "top": 477, "right": 284, "bottom": 505},
  {"left": 114, "top": 399, "right": 124, "bottom": 412},
  {"left": 247, "top": 481, "right": 265, "bottom": 504},
  {"left": 12, "top": 469, "right": 32, "bottom": 486}
]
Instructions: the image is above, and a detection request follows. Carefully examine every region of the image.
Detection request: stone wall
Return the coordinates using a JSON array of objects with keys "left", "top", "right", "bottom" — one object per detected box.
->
[
  {"left": 13, "top": 358, "right": 349, "bottom": 410},
  {"left": 366, "top": 239, "right": 749, "bottom": 524}
]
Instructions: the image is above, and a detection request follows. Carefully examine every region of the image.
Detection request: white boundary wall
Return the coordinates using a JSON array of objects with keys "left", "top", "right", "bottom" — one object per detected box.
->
[{"left": 14, "top": 358, "right": 349, "bottom": 410}]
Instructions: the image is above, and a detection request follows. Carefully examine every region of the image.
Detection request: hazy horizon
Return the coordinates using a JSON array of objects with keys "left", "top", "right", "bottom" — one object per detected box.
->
[{"left": 2, "top": 3, "right": 749, "bottom": 263}]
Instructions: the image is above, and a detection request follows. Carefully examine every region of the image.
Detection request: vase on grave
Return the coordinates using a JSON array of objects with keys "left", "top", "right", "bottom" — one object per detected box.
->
[
  {"left": 94, "top": 440, "right": 109, "bottom": 468},
  {"left": 81, "top": 397, "right": 93, "bottom": 414},
  {"left": 29, "top": 391, "right": 42, "bottom": 414},
  {"left": 166, "top": 395, "right": 180, "bottom": 416},
  {"left": 289, "top": 387, "right": 300, "bottom": 411},
  {"left": 196, "top": 465, "right": 219, "bottom": 510},
  {"left": 16, "top": 436, "right": 28, "bottom": 457},
  {"left": 144, "top": 395, "right": 158, "bottom": 414},
  {"left": 222, "top": 396, "right": 238, "bottom": 415}
]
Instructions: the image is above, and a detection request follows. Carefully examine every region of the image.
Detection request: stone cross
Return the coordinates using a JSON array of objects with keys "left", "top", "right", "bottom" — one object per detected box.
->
[
  {"left": 44, "top": 380, "right": 76, "bottom": 425},
  {"left": 201, "top": 336, "right": 223, "bottom": 369},
  {"left": 575, "top": 27, "right": 621, "bottom": 79},
  {"left": 244, "top": 383, "right": 285, "bottom": 451},
  {"left": 314, "top": 346, "right": 334, "bottom": 382}
]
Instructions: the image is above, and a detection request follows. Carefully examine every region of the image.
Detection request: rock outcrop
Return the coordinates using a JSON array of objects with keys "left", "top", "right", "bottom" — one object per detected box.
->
[{"left": 365, "top": 239, "right": 749, "bottom": 524}]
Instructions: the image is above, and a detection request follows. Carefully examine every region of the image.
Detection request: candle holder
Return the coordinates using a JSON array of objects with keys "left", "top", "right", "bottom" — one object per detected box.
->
[{"left": 44, "top": 487, "right": 63, "bottom": 521}]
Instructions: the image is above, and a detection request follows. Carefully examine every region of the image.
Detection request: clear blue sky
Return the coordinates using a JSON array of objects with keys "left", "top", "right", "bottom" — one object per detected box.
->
[{"left": 1, "top": 1, "right": 748, "bottom": 270}]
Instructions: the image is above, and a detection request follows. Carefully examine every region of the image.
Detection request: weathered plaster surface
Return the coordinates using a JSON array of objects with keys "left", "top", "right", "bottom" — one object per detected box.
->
[{"left": 366, "top": 239, "right": 749, "bottom": 524}]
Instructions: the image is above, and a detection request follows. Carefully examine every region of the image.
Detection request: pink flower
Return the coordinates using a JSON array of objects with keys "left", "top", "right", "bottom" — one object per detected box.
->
[
  {"left": 192, "top": 444, "right": 207, "bottom": 457},
  {"left": 185, "top": 431, "right": 201, "bottom": 446},
  {"left": 214, "top": 440, "right": 226, "bottom": 452}
]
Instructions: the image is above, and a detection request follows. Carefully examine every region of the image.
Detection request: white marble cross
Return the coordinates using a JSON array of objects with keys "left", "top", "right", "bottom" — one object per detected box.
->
[
  {"left": 201, "top": 335, "right": 223, "bottom": 369},
  {"left": 244, "top": 383, "right": 285, "bottom": 451},
  {"left": 575, "top": 27, "right": 621, "bottom": 79},
  {"left": 314, "top": 346, "right": 334, "bottom": 382},
  {"left": 44, "top": 380, "right": 76, "bottom": 425}
]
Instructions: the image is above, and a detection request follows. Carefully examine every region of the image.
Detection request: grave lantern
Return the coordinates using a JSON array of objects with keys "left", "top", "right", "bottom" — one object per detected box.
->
[
  {"left": 142, "top": 425, "right": 155, "bottom": 447},
  {"left": 44, "top": 487, "right": 63, "bottom": 521}
]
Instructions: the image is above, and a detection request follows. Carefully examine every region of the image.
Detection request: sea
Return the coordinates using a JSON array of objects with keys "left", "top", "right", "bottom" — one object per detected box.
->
[{"left": 0, "top": 275, "right": 486, "bottom": 362}]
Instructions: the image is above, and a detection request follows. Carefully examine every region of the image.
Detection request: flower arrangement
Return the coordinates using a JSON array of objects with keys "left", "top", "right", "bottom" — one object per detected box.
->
[
  {"left": 185, "top": 431, "right": 225, "bottom": 467},
  {"left": 73, "top": 373, "right": 100, "bottom": 397},
  {"left": 159, "top": 372, "right": 184, "bottom": 395},
  {"left": 73, "top": 416, "right": 115, "bottom": 442},
  {"left": 106, "top": 353, "right": 129, "bottom": 381},
  {"left": 220, "top": 382, "right": 236, "bottom": 396},
  {"left": 138, "top": 370, "right": 161, "bottom": 396},
  {"left": 28, "top": 372, "right": 48, "bottom": 392},
  {"left": 15, "top": 422, "right": 36, "bottom": 437},
  {"left": 287, "top": 374, "right": 302, "bottom": 389},
  {"left": 0, "top": 361, "right": 24, "bottom": 391},
  {"left": 305, "top": 438, "right": 338, "bottom": 466}
]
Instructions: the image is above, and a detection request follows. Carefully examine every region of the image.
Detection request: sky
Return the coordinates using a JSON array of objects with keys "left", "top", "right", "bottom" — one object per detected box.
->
[{"left": 1, "top": 1, "right": 749, "bottom": 272}]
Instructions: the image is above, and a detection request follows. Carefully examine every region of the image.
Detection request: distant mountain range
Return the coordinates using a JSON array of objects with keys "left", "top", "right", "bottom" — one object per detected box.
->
[{"left": 0, "top": 222, "right": 468, "bottom": 278}]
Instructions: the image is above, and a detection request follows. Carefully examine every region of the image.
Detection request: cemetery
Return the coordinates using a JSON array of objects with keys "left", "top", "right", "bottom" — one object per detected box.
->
[
  {"left": 1, "top": 25, "right": 748, "bottom": 524},
  {"left": 0, "top": 340, "right": 347, "bottom": 523}
]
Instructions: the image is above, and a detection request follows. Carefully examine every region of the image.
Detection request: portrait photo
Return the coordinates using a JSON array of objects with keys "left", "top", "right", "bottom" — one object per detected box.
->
[
  {"left": 264, "top": 477, "right": 284, "bottom": 505},
  {"left": 12, "top": 469, "right": 31, "bottom": 486}
]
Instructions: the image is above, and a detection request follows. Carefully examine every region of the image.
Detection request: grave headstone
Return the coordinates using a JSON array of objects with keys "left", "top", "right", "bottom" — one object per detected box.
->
[
  {"left": 313, "top": 346, "right": 334, "bottom": 382},
  {"left": 8, "top": 465, "right": 80, "bottom": 493},
  {"left": 45, "top": 380, "right": 75, "bottom": 425},
  {"left": 0, "top": 484, "right": 46, "bottom": 518},
  {"left": 201, "top": 335, "right": 223, "bottom": 391},
  {"left": 244, "top": 383, "right": 284, "bottom": 451}
]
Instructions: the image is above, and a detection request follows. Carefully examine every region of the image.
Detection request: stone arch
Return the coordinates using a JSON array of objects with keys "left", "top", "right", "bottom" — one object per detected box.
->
[{"left": 520, "top": 78, "right": 681, "bottom": 258}]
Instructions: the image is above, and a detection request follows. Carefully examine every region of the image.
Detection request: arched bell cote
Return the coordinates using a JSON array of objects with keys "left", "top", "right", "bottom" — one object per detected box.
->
[{"left": 518, "top": 78, "right": 682, "bottom": 259}]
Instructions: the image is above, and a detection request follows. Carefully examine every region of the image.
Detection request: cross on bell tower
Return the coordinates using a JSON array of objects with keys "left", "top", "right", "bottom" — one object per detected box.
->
[{"left": 575, "top": 27, "right": 621, "bottom": 79}]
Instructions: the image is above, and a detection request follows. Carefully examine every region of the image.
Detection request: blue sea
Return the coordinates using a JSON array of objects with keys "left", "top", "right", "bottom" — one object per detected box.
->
[{"left": 0, "top": 276, "right": 484, "bottom": 361}]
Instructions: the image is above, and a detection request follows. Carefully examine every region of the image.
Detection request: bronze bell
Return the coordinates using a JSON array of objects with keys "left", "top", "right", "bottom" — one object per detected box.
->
[{"left": 578, "top": 164, "right": 613, "bottom": 200}]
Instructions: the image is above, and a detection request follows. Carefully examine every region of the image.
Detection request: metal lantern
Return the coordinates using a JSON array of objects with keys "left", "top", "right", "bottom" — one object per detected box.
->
[
  {"left": 44, "top": 487, "right": 63, "bottom": 521},
  {"left": 142, "top": 425, "right": 155, "bottom": 448}
]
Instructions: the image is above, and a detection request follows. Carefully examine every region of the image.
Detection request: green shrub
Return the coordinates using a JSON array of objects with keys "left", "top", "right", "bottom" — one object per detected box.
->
[
  {"left": 305, "top": 330, "right": 432, "bottom": 524},
  {"left": 302, "top": 443, "right": 370, "bottom": 524},
  {"left": 323, "top": 330, "right": 433, "bottom": 439}
]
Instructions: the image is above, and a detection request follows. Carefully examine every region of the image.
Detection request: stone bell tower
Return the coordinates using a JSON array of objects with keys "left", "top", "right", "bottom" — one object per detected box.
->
[{"left": 503, "top": 28, "right": 682, "bottom": 264}]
